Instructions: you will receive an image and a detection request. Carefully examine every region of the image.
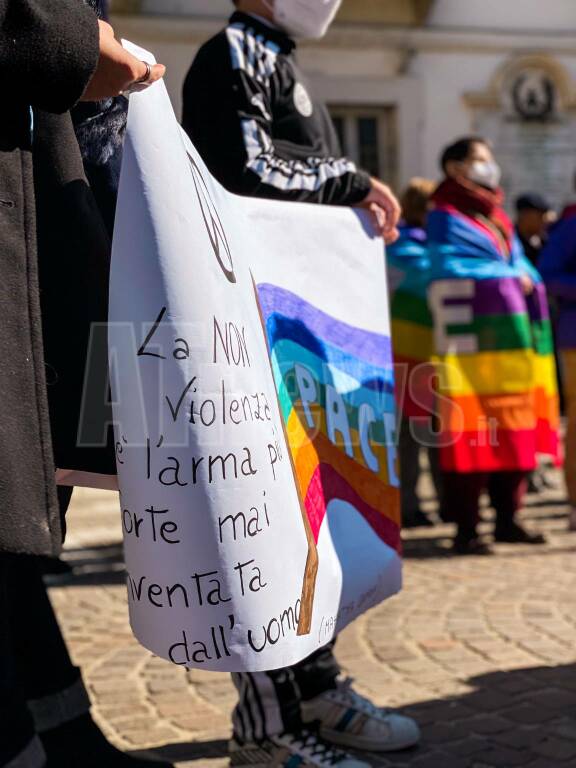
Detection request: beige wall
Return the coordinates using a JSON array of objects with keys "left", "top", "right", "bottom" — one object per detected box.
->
[
  {"left": 428, "top": 0, "right": 575, "bottom": 30},
  {"left": 112, "top": 0, "right": 433, "bottom": 24},
  {"left": 336, "top": 0, "right": 424, "bottom": 25},
  {"left": 110, "top": 13, "right": 407, "bottom": 119}
]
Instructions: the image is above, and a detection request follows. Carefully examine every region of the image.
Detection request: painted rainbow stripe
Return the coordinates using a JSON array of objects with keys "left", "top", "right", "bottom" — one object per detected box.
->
[{"left": 257, "top": 283, "right": 401, "bottom": 553}]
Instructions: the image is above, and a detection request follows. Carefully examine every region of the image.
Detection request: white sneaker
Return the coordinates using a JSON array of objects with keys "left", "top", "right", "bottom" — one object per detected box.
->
[
  {"left": 301, "top": 677, "right": 420, "bottom": 753},
  {"left": 569, "top": 507, "right": 576, "bottom": 532},
  {"left": 229, "top": 731, "right": 370, "bottom": 767}
]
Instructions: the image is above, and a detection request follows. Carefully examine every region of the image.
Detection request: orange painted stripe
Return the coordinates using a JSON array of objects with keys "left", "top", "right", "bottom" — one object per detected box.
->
[
  {"left": 286, "top": 404, "right": 396, "bottom": 482},
  {"left": 287, "top": 410, "right": 401, "bottom": 527}
]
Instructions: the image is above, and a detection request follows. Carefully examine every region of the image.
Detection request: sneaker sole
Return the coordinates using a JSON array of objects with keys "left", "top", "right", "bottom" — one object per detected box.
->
[{"left": 319, "top": 726, "right": 420, "bottom": 753}]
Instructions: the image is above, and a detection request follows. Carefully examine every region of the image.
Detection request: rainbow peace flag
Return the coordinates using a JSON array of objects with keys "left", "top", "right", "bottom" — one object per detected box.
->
[
  {"left": 392, "top": 208, "right": 560, "bottom": 473},
  {"left": 388, "top": 226, "right": 437, "bottom": 420},
  {"left": 257, "top": 283, "right": 401, "bottom": 553}
]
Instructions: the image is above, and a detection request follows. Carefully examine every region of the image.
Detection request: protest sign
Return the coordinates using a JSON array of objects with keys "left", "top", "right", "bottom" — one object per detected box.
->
[{"left": 109, "top": 46, "right": 401, "bottom": 672}]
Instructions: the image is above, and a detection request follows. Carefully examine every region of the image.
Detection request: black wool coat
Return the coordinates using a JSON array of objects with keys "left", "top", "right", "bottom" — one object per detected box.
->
[{"left": 0, "top": 0, "right": 111, "bottom": 557}]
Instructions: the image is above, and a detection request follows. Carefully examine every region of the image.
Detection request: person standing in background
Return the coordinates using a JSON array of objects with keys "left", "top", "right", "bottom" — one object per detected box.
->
[
  {"left": 557, "top": 171, "right": 576, "bottom": 224},
  {"left": 387, "top": 179, "right": 435, "bottom": 295},
  {"left": 388, "top": 178, "right": 443, "bottom": 528},
  {"left": 515, "top": 193, "right": 553, "bottom": 268},
  {"left": 514, "top": 193, "right": 560, "bottom": 495},
  {"left": 182, "top": 1, "right": 421, "bottom": 766},
  {"left": 427, "top": 137, "right": 556, "bottom": 555},
  {"left": 539, "top": 215, "right": 576, "bottom": 531}
]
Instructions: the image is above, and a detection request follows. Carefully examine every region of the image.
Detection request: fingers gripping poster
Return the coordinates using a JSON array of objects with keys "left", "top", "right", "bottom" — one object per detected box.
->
[{"left": 110, "top": 50, "right": 401, "bottom": 672}]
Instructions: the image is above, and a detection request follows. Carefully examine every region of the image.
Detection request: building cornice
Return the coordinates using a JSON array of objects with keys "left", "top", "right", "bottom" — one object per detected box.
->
[
  {"left": 111, "top": 14, "right": 576, "bottom": 55},
  {"left": 398, "top": 26, "right": 576, "bottom": 55}
]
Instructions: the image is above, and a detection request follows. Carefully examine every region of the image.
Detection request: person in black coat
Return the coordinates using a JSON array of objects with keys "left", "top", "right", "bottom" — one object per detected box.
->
[
  {"left": 0, "top": 4, "right": 167, "bottom": 766},
  {"left": 0, "top": 0, "right": 165, "bottom": 559},
  {"left": 0, "top": 0, "right": 99, "bottom": 562}
]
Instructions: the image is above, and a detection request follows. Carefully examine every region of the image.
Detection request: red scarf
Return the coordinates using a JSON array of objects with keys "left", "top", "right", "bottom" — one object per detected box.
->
[
  {"left": 432, "top": 177, "right": 514, "bottom": 252},
  {"left": 560, "top": 203, "right": 576, "bottom": 221}
]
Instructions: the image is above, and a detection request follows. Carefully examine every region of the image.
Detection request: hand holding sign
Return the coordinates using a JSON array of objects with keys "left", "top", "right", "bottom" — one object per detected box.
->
[
  {"left": 361, "top": 178, "right": 401, "bottom": 244},
  {"left": 81, "top": 21, "right": 165, "bottom": 101}
]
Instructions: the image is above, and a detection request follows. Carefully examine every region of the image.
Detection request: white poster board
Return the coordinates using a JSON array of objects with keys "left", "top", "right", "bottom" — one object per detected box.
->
[{"left": 109, "top": 47, "right": 401, "bottom": 672}]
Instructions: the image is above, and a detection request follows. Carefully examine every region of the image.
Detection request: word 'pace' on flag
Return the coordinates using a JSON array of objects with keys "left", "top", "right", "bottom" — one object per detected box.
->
[{"left": 105, "top": 43, "right": 401, "bottom": 672}]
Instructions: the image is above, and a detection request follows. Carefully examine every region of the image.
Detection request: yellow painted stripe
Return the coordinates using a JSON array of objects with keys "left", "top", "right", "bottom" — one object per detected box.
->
[{"left": 286, "top": 408, "right": 395, "bottom": 487}]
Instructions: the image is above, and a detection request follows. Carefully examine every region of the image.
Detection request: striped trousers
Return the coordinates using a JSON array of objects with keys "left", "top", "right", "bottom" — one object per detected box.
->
[{"left": 231, "top": 642, "right": 339, "bottom": 742}]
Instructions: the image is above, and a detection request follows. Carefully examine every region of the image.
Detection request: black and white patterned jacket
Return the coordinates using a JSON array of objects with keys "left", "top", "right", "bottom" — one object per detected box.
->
[{"left": 182, "top": 12, "right": 371, "bottom": 206}]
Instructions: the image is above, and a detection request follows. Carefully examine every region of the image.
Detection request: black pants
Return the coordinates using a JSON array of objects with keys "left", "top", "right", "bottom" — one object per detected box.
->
[
  {"left": 231, "top": 641, "right": 340, "bottom": 742},
  {"left": 0, "top": 489, "right": 88, "bottom": 767},
  {"left": 399, "top": 416, "right": 443, "bottom": 519},
  {"left": 0, "top": 555, "right": 39, "bottom": 767},
  {"left": 441, "top": 470, "right": 527, "bottom": 535}
]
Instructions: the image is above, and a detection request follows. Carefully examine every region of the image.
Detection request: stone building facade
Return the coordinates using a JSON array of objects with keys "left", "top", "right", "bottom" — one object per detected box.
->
[{"left": 111, "top": 0, "right": 576, "bottom": 209}]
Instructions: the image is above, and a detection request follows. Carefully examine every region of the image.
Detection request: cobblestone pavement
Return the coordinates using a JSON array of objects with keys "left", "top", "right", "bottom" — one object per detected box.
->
[{"left": 49, "top": 475, "right": 576, "bottom": 768}]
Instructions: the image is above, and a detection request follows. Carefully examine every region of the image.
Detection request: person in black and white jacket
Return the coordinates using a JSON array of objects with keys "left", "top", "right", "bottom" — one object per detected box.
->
[
  {"left": 182, "top": 0, "right": 399, "bottom": 236},
  {"left": 182, "top": 3, "right": 420, "bottom": 767}
]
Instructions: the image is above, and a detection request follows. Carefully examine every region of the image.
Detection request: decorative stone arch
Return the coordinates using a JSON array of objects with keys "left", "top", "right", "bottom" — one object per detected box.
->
[
  {"left": 465, "top": 54, "right": 576, "bottom": 115},
  {"left": 464, "top": 55, "right": 576, "bottom": 213}
]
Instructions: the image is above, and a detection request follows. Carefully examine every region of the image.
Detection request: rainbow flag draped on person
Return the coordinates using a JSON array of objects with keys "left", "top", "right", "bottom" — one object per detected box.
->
[
  {"left": 257, "top": 283, "right": 401, "bottom": 553},
  {"left": 392, "top": 203, "right": 560, "bottom": 473}
]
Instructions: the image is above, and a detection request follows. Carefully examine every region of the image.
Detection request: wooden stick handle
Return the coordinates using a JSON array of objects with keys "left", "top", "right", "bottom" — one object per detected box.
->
[{"left": 250, "top": 273, "right": 318, "bottom": 635}]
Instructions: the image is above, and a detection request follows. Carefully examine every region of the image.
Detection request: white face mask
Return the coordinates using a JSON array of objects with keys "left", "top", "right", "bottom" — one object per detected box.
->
[
  {"left": 466, "top": 160, "right": 502, "bottom": 191},
  {"left": 264, "top": 0, "right": 343, "bottom": 39}
]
